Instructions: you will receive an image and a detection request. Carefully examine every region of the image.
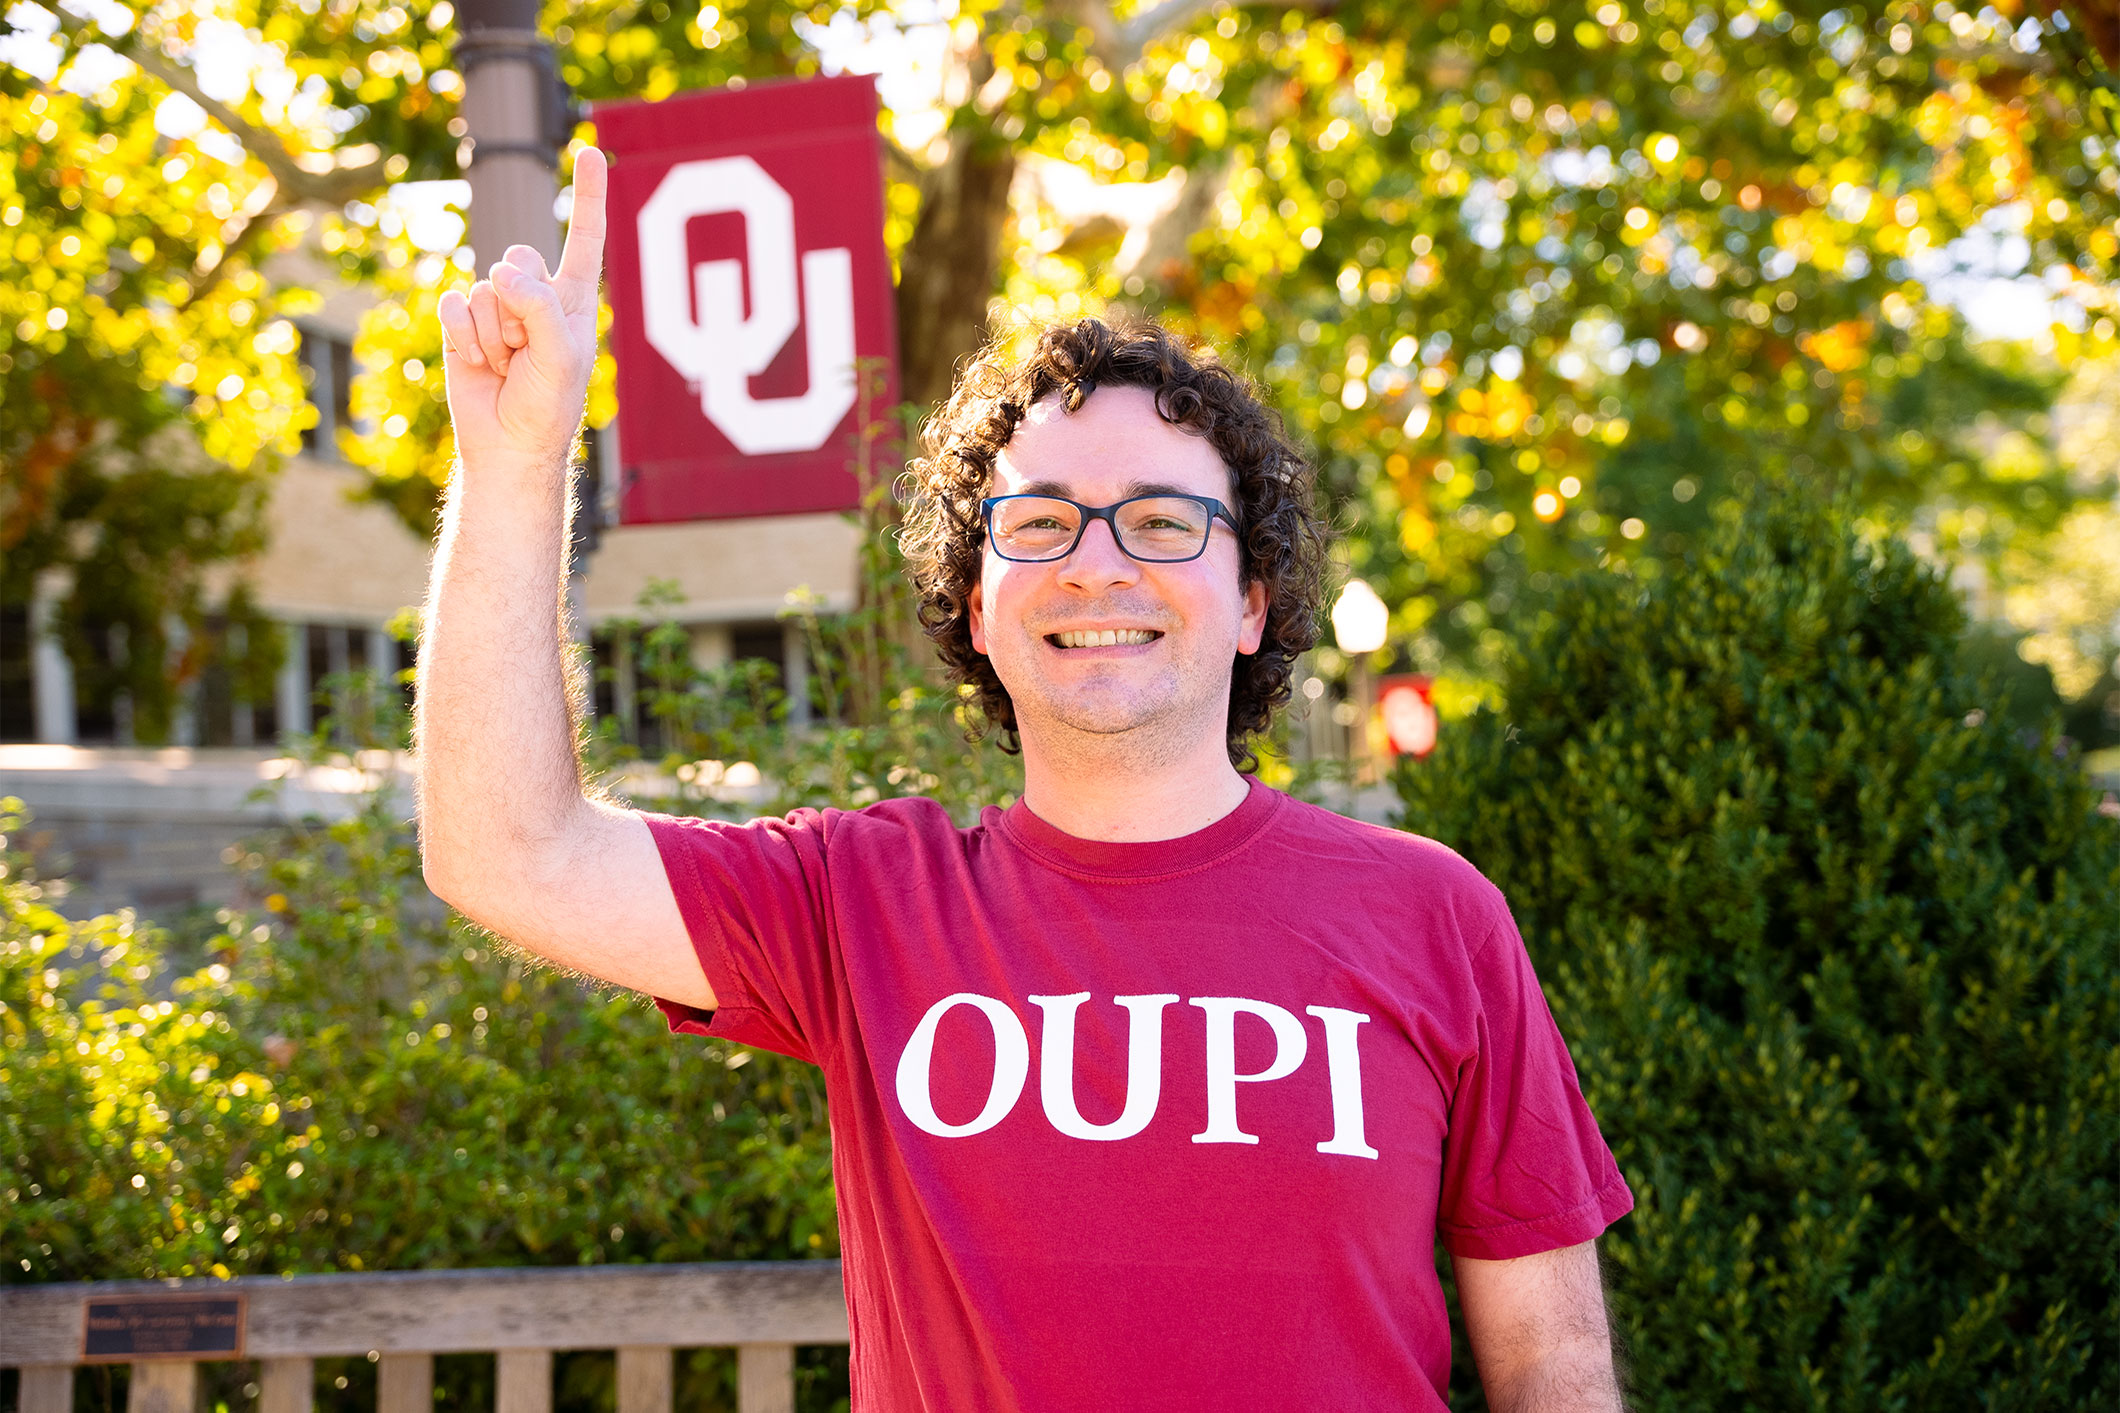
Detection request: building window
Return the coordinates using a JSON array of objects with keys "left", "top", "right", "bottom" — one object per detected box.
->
[
  {"left": 298, "top": 327, "right": 355, "bottom": 459},
  {"left": 189, "top": 616, "right": 284, "bottom": 748},
  {"left": 589, "top": 628, "right": 649, "bottom": 753},
  {"left": 730, "top": 623, "right": 788, "bottom": 678},
  {"left": 588, "top": 621, "right": 794, "bottom": 756},
  {"left": 0, "top": 599, "right": 32, "bottom": 742},
  {"left": 71, "top": 619, "right": 128, "bottom": 746},
  {"left": 294, "top": 623, "right": 412, "bottom": 747}
]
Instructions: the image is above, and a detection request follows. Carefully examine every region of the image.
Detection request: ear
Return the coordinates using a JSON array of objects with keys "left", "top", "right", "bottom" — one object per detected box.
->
[
  {"left": 968, "top": 579, "right": 989, "bottom": 656},
  {"left": 1237, "top": 577, "right": 1268, "bottom": 656}
]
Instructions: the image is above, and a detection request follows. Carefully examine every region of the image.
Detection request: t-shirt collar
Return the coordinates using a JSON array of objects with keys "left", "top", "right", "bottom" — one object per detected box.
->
[{"left": 997, "top": 775, "right": 1281, "bottom": 878}]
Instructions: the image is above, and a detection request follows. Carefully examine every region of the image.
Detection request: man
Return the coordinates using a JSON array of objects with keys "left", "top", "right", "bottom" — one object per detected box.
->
[{"left": 420, "top": 146, "right": 1633, "bottom": 1411}]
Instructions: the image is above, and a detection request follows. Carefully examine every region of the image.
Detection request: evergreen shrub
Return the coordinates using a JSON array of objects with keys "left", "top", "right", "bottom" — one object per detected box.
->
[{"left": 1396, "top": 496, "right": 2119, "bottom": 1409}]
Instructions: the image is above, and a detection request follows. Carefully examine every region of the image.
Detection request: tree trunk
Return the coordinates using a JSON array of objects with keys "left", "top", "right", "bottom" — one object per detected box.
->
[{"left": 893, "top": 136, "right": 1018, "bottom": 419}]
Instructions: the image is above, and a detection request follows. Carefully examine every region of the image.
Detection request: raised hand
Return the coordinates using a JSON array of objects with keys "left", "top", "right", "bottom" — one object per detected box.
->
[{"left": 437, "top": 146, "right": 608, "bottom": 472}]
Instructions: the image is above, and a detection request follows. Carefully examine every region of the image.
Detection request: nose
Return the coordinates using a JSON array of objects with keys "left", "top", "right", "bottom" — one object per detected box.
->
[{"left": 1056, "top": 514, "right": 1142, "bottom": 593}]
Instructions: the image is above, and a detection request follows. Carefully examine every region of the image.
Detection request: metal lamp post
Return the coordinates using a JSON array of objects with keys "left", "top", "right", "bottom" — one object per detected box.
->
[
  {"left": 455, "top": 0, "right": 597, "bottom": 627},
  {"left": 1330, "top": 579, "right": 1390, "bottom": 784},
  {"left": 456, "top": 0, "right": 570, "bottom": 268}
]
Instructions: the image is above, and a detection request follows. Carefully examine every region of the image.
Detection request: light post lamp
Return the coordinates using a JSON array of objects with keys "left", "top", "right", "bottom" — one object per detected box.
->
[{"left": 1330, "top": 579, "right": 1389, "bottom": 783}]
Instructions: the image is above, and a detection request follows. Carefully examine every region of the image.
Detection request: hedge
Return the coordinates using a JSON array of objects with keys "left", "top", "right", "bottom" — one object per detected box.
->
[{"left": 1396, "top": 493, "right": 2119, "bottom": 1410}]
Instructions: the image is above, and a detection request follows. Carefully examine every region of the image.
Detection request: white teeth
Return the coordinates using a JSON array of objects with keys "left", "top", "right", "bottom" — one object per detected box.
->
[{"left": 1054, "top": 629, "right": 1158, "bottom": 648}]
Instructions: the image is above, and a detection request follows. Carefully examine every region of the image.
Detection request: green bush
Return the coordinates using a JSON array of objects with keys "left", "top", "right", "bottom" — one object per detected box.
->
[
  {"left": 1396, "top": 495, "right": 2119, "bottom": 1409},
  {"left": 1, "top": 783, "right": 839, "bottom": 1281},
  {"left": 0, "top": 787, "right": 848, "bottom": 1411}
]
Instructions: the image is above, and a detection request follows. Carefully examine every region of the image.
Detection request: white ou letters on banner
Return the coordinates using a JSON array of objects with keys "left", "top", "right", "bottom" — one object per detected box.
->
[{"left": 635, "top": 156, "right": 858, "bottom": 455}]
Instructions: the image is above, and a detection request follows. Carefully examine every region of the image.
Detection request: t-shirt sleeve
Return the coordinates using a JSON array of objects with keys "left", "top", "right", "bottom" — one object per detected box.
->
[
  {"left": 1437, "top": 909, "right": 1634, "bottom": 1261},
  {"left": 639, "top": 809, "right": 838, "bottom": 1066}
]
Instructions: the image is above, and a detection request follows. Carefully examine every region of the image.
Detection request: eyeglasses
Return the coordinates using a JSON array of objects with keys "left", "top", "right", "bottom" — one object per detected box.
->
[{"left": 981, "top": 494, "right": 1241, "bottom": 564}]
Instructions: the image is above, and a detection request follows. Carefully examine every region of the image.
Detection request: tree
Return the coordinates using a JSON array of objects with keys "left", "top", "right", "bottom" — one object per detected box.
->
[
  {"left": 0, "top": 0, "right": 471, "bottom": 737},
  {"left": 12, "top": 1, "right": 2117, "bottom": 728},
  {"left": 1394, "top": 491, "right": 2119, "bottom": 1408},
  {"left": 1144, "top": 0, "right": 2117, "bottom": 712},
  {"left": 0, "top": 58, "right": 296, "bottom": 737}
]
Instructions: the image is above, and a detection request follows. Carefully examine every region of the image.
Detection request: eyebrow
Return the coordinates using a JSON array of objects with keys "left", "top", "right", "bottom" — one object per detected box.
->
[{"left": 1016, "top": 479, "right": 1210, "bottom": 500}]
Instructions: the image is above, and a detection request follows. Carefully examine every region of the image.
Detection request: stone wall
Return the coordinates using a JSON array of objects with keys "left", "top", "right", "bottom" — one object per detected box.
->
[{"left": 0, "top": 746, "right": 415, "bottom": 919}]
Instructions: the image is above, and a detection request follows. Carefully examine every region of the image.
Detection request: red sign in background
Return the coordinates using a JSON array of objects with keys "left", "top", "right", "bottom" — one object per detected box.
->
[
  {"left": 1377, "top": 674, "right": 1439, "bottom": 760},
  {"left": 592, "top": 75, "right": 898, "bottom": 523}
]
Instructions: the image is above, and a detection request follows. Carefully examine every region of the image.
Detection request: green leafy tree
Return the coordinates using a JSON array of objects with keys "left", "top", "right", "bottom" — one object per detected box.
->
[
  {"left": 1125, "top": 0, "right": 2117, "bottom": 712},
  {"left": 0, "top": 71, "right": 297, "bottom": 737},
  {"left": 2, "top": 0, "right": 482, "bottom": 734},
  {"left": 22, "top": 2, "right": 2115, "bottom": 716},
  {"left": 1394, "top": 491, "right": 2119, "bottom": 1408}
]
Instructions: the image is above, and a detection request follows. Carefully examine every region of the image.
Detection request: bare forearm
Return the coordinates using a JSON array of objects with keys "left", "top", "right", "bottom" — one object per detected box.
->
[
  {"left": 1457, "top": 1242, "right": 1626, "bottom": 1413},
  {"left": 416, "top": 450, "right": 590, "bottom": 894},
  {"left": 1483, "top": 1342, "right": 1625, "bottom": 1413},
  {"left": 419, "top": 149, "right": 621, "bottom": 925}
]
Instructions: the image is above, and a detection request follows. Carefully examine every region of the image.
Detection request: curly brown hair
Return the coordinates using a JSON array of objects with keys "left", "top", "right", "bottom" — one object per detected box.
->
[{"left": 898, "top": 314, "right": 1331, "bottom": 768}]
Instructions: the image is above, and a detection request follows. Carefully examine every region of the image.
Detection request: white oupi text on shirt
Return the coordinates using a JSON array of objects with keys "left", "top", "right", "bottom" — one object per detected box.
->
[{"left": 894, "top": 992, "right": 1381, "bottom": 1160}]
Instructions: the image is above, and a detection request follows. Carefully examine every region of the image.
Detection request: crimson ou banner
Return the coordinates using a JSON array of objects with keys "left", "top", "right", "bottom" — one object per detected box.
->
[{"left": 593, "top": 75, "right": 898, "bottom": 522}]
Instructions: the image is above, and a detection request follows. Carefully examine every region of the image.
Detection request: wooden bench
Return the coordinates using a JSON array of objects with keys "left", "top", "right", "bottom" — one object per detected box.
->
[{"left": 1, "top": 1262, "right": 849, "bottom": 1413}]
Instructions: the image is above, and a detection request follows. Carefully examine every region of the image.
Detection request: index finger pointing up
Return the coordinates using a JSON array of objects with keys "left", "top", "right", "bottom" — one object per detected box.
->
[{"left": 556, "top": 145, "right": 609, "bottom": 296}]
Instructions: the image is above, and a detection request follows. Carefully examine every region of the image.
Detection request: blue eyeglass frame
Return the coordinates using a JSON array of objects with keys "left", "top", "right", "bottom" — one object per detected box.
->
[{"left": 980, "top": 493, "right": 1243, "bottom": 564}]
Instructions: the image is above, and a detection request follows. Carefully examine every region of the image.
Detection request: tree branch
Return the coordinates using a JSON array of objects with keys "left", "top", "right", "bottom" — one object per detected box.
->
[
  {"left": 52, "top": 9, "right": 388, "bottom": 207},
  {"left": 186, "top": 173, "right": 280, "bottom": 307},
  {"left": 1062, "top": 0, "right": 1337, "bottom": 70},
  {"left": 1119, "top": 0, "right": 1222, "bottom": 61},
  {"left": 1062, "top": 0, "right": 1123, "bottom": 67},
  {"left": 881, "top": 130, "right": 927, "bottom": 188}
]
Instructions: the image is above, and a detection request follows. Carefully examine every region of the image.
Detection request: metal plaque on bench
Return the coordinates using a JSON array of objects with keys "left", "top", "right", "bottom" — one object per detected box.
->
[{"left": 82, "top": 1295, "right": 246, "bottom": 1361}]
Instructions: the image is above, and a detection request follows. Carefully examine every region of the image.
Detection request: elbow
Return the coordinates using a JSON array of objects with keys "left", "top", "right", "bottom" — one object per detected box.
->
[
  {"left": 421, "top": 845, "right": 472, "bottom": 913},
  {"left": 423, "top": 849, "right": 508, "bottom": 934},
  {"left": 418, "top": 821, "right": 569, "bottom": 925},
  {"left": 416, "top": 791, "right": 491, "bottom": 914},
  {"left": 417, "top": 812, "right": 484, "bottom": 914}
]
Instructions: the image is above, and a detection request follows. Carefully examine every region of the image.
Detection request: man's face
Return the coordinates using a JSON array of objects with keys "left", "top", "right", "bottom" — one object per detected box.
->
[{"left": 967, "top": 385, "right": 1268, "bottom": 753}]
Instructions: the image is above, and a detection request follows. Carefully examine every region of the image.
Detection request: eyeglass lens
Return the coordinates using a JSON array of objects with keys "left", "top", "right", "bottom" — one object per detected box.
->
[{"left": 990, "top": 496, "right": 1213, "bottom": 562}]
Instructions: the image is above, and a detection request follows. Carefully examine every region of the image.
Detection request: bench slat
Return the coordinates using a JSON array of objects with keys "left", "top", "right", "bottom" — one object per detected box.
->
[
  {"left": 0, "top": 1264, "right": 847, "bottom": 1366},
  {"left": 258, "top": 1357, "right": 312, "bottom": 1413},
  {"left": 615, "top": 1346, "right": 671, "bottom": 1413},
  {"left": 494, "top": 1348, "right": 550, "bottom": 1413},
  {"left": 376, "top": 1354, "right": 431, "bottom": 1413},
  {"left": 124, "top": 1363, "right": 196, "bottom": 1413},
  {"left": 735, "top": 1345, "right": 793, "bottom": 1413},
  {"left": 17, "top": 1365, "right": 74, "bottom": 1413}
]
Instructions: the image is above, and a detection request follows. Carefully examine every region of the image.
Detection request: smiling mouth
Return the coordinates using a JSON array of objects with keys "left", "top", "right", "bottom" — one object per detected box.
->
[{"left": 1047, "top": 629, "right": 1163, "bottom": 649}]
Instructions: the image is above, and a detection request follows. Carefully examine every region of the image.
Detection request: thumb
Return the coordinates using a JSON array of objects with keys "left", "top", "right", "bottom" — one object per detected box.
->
[{"left": 491, "top": 265, "right": 572, "bottom": 360}]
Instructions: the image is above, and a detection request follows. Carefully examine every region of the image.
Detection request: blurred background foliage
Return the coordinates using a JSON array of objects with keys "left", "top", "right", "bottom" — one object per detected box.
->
[
  {"left": 1396, "top": 491, "right": 2118, "bottom": 1409},
  {"left": 2, "top": 0, "right": 2117, "bottom": 738},
  {"left": 0, "top": 465, "right": 1018, "bottom": 1408}
]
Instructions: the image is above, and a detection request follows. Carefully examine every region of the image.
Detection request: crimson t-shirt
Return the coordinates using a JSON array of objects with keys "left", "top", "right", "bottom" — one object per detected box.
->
[{"left": 646, "top": 779, "right": 1631, "bottom": 1411}]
